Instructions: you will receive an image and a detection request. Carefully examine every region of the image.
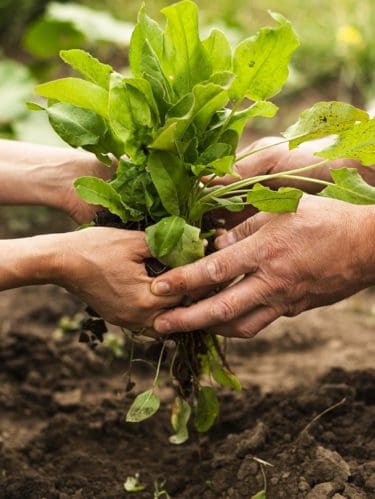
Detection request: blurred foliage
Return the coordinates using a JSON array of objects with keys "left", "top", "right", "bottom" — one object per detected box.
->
[
  {"left": 1, "top": 0, "right": 375, "bottom": 144},
  {"left": 79, "top": 0, "right": 375, "bottom": 102},
  {"left": 24, "top": 2, "right": 133, "bottom": 58}
]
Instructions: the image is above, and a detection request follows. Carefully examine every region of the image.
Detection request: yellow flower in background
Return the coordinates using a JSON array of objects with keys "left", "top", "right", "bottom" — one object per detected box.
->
[{"left": 336, "top": 24, "right": 364, "bottom": 49}]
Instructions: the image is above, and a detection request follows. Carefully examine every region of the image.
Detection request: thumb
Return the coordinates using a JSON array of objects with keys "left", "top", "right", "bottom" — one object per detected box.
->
[{"left": 216, "top": 212, "right": 275, "bottom": 249}]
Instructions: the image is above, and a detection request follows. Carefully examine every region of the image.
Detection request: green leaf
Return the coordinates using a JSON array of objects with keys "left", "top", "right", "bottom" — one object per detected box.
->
[
  {"left": 108, "top": 73, "right": 153, "bottom": 163},
  {"left": 209, "top": 71, "right": 236, "bottom": 88},
  {"left": 169, "top": 397, "right": 191, "bottom": 445},
  {"left": 247, "top": 184, "right": 303, "bottom": 212},
  {"left": 130, "top": 5, "right": 173, "bottom": 111},
  {"left": 150, "top": 122, "right": 178, "bottom": 152},
  {"left": 316, "top": 118, "right": 375, "bottom": 166},
  {"left": 283, "top": 101, "right": 369, "bottom": 149},
  {"left": 231, "top": 100, "right": 279, "bottom": 124},
  {"left": 124, "top": 474, "right": 146, "bottom": 493},
  {"left": 109, "top": 74, "right": 153, "bottom": 129},
  {"left": 43, "top": 102, "right": 107, "bottom": 148},
  {"left": 203, "top": 29, "right": 232, "bottom": 73},
  {"left": 125, "top": 78, "right": 160, "bottom": 124},
  {"left": 199, "top": 143, "right": 233, "bottom": 164},
  {"left": 252, "top": 491, "right": 266, "bottom": 499},
  {"left": 147, "top": 151, "right": 193, "bottom": 216},
  {"left": 320, "top": 168, "right": 375, "bottom": 204},
  {"left": 151, "top": 222, "right": 204, "bottom": 267},
  {"left": 219, "top": 129, "right": 241, "bottom": 155},
  {"left": 209, "top": 156, "right": 237, "bottom": 177},
  {"left": 130, "top": 5, "right": 165, "bottom": 78},
  {"left": 84, "top": 128, "right": 125, "bottom": 162},
  {"left": 210, "top": 358, "right": 242, "bottom": 391},
  {"left": 146, "top": 216, "right": 186, "bottom": 258},
  {"left": 74, "top": 176, "right": 130, "bottom": 221},
  {"left": 150, "top": 93, "right": 196, "bottom": 152},
  {"left": 211, "top": 196, "right": 245, "bottom": 212},
  {"left": 126, "top": 389, "right": 160, "bottom": 423},
  {"left": 60, "top": 49, "right": 113, "bottom": 90},
  {"left": 162, "top": 0, "right": 212, "bottom": 96},
  {"left": 230, "top": 12, "right": 299, "bottom": 101},
  {"left": 192, "top": 82, "right": 229, "bottom": 132},
  {"left": 194, "top": 386, "right": 219, "bottom": 433},
  {"left": 147, "top": 151, "right": 180, "bottom": 215},
  {"left": 110, "top": 160, "right": 150, "bottom": 214},
  {"left": 36, "top": 78, "right": 109, "bottom": 118}
]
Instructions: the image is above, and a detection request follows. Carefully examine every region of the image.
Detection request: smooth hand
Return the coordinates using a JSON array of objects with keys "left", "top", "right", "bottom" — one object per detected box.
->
[
  {"left": 151, "top": 195, "right": 375, "bottom": 338},
  {"left": 0, "top": 140, "right": 115, "bottom": 224},
  {"left": 57, "top": 228, "right": 180, "bottom": 328}
]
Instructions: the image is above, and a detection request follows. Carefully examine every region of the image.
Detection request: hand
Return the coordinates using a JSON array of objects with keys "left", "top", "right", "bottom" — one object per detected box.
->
[
  {"left": 59, "top": 154, "right": 115, "bottom": 224},
  {"left": 150, "top": 195, "right": 375, "bottom": 338},
  {"left": 56, "top": 228, "right": 179, "bottom": 328},
  {"left": 213, "top": 136, "right": 372, "bottom": 228},
  {"left": 0, "top": 140, "right": 115, "bottom": 224}
]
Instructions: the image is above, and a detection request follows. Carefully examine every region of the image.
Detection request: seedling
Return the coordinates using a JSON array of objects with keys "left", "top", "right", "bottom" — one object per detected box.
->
[
  {"left": 124, "top": 473, "right": 146, "bottom": 493},
  {"left": 31, "top": 0, "right": 375, "bottom": 442}
]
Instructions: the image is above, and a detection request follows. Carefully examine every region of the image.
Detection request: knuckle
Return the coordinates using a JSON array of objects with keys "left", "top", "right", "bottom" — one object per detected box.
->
[
  {"left": 206, "top": 257, "right": 231, "bottom": 284},
  {"left": 237, "top": 218, "right": 255, "bottom": 239},
  {"left": 132, "top": 295, "right": 148, "bottom": 311},
  {"left": 168, "top": 270, "right": 189, "bottom": 294},
  {"left": 170, "top": 317, "right": 190, "bottom": 333},
  {"left": 284, "top": 299, "right": 309, "bottom": 317},
  {"left": 210, "top": 298, "right": 239, "bottom": 323},
  {"left": 235, "top": 324, "right": 258, "bottom": 339}
]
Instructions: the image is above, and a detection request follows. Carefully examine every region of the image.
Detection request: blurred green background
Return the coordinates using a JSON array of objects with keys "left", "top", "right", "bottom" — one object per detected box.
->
[
  {"left": 2, "top": 0, "right": 375, "bottom": 142},
  {"left": 0, "top": 0, "right": 374, "bottom": 233}
]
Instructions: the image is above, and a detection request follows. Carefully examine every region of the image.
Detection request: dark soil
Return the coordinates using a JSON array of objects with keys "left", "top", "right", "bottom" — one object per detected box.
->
[{"left": 0, "top": 286, "right": 374, "bottom": 499}]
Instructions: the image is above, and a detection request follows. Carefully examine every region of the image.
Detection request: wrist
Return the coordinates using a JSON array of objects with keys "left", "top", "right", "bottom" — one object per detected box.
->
[
  {"left": 0, "top": 140, "right": 102, "bottom": 210},
  {"left": 355, "top": 204, "right": 375, "bottom": 287},
  {"left": 0, "top": 233, "right": 64, "bottom": 291}
]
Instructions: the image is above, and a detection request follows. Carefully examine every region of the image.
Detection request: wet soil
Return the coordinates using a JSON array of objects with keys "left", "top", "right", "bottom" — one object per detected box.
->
[{"left": 0, "top": 285, "right": 374, "bottom": 498}]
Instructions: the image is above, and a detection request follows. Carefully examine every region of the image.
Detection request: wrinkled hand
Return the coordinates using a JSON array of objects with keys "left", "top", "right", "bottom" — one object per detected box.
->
[
  {"left": 151, "top": 195, "right": 375, "bottom": 338},
  {"left": 57, "top": 228, "right": 180, "bottom": 328},
  {"left": 213, "top": 136, "right": 361, "bottom": 228}
]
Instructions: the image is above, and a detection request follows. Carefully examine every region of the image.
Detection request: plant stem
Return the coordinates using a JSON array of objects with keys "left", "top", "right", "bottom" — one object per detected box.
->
[
  {"left": 281, "top": 174, "right": 332, "bottom": 187},
  {"left": 153, "top": 342, "right": 167, "bottom": 387},
  {"left": 235, "top": 137, "right": 292, "bottom": 163},
  {"left": 301, "top": 397, "right": 347, "bottom": 435},
  {"left": 198, "top": 159, "right": 330, "bottom": 203}
]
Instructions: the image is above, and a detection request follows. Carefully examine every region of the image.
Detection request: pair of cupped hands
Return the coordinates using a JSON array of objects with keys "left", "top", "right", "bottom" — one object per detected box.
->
[{"left": 63, "top": 138, "right": 375, "bottom": 339}]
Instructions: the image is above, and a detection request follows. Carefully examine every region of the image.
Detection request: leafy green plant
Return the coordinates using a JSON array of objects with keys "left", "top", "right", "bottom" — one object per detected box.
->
[{"left": 31, "top": 0, "right": 375, "bottom": 442}]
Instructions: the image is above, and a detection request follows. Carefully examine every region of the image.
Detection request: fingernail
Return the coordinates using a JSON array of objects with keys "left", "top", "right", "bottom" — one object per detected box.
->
[
  {"left": 154, "top": 319, "right": 171, "bottom": 333},
  {"left": 217, "top": 231, "right": 237, "bottom": 248},
  {"left": 152, "top": 280, "right": 171, "bottom": 295}
]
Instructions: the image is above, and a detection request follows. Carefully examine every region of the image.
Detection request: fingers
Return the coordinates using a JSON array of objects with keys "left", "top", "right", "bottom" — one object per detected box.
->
[
  {"left": 151, "top": 234, "right": 260, "bottom": 297},
  {"left": 153, "top": 275, "right": 268, "bottom": 333},
  {"left": 216, "top": 212, "right": 275, "bottom": 249},
  {"left": 209, "top": 305, "right": 281, "bottom": 338}
]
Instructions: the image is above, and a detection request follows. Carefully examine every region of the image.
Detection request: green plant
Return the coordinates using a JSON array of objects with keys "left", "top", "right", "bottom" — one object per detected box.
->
[{"left": 30, "top": 0, "right": 375, "bottom": 442}]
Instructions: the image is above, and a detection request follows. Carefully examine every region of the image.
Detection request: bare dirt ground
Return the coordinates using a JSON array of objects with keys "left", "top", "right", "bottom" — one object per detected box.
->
[{"left": 0, "top": 284, "right": 373, "bottom": 498}]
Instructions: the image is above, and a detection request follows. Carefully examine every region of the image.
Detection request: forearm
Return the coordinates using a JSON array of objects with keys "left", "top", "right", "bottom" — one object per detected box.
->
[
  {"left": 0, "top": 234, "right": 62, "bottom": 291},
  {"left": 0, "top": 139, "right": 97, "bottom": 208},
  {"left": 358, "top": 204, "right": 375, "bottom": 288}
]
